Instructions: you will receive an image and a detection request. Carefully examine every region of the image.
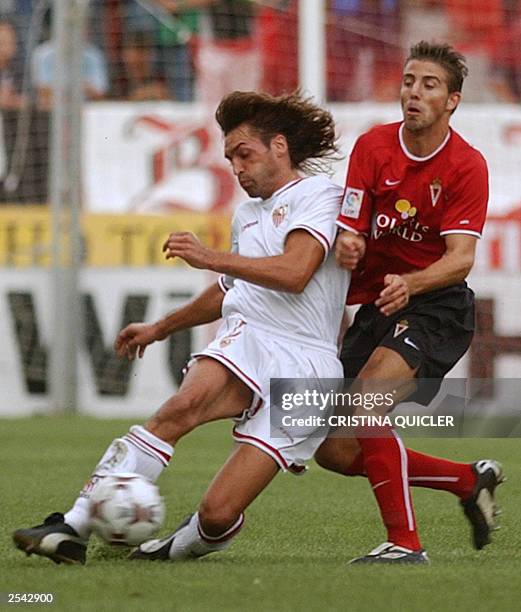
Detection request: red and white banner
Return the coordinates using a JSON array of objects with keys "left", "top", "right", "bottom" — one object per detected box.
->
[{"left": 84, "top": 102, "right": 521, "bottom": 217}]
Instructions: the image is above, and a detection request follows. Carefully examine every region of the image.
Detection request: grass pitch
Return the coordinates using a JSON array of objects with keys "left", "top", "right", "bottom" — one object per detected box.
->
[{"left": 1, "top": 417, "right": 520, "bottom": 612}]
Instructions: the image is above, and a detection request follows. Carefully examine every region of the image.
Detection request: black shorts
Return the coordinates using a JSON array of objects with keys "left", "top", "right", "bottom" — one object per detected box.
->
[{"left": 340, "top": 282, "right": 475, "bottom": 405}]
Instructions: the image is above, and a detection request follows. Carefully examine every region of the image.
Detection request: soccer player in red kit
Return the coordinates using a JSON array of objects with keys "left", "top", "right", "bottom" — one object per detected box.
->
[{"left": 315, "top": 41, "right": 504, "bottom": 564}]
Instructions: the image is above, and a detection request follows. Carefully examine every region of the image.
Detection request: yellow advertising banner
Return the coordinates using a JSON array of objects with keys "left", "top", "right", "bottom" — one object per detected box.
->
[{"left": 0, "top": 207, "right": 231, "bottom": 267}]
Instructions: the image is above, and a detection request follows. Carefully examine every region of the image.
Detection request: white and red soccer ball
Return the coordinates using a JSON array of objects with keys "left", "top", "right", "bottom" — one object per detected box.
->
[{"left": 88, "top": 473, "right": 165, "bottom": 546}]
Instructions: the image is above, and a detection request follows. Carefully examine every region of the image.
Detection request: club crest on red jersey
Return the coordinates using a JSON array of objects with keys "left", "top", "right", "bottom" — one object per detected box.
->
[
  {"left": 272, "top": 203, "right": 288, "bottom": 227},
  {"left": 429, "top": 178, "right": 442, "bottom": 207}
]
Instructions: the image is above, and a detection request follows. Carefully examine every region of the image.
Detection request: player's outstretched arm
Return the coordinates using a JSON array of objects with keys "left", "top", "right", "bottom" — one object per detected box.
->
[
  {"left": 375, "top": 234, "right": 478, "bottom": 316},
  {"left": 163, "top": 229, "right": 325, "bottom": 294},
  {"left": 114, "top": 281, "right": 225, "bottom": 360}
]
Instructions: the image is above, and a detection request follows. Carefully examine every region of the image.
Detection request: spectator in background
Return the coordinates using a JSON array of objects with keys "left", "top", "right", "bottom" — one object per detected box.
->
[
  {"left": 152, "top": 0, "right": 201, "bottom": 102},
  {"left": 125, "top": 1, "right": 279, "bottom": 106},
  {"left": 327, "top": 0, "right": 402, "bottom": 102},
  {"left": 119, "top": 0, "right": 200, "bottom": 102},
  {"left": 0, "top": 0, "right": 31, "bottom": 16},
  {"left": 0, "top": 18, "right": 25, "bottom": 110},
  {"left": 444, "top": 0, "right": 503, "bottom": 48},
  {"left": 0, "top": 0, "right": 31, "bottom": 66},
  {"left": 31, "top": 12, "right": 109, "bottom": 111},
  {"left": 401, "top": 1, "right": 452, "bottom": 51},
  {"left": 490, "top": 0, "right": 521, "bottom": 102},
  {"left": 0, "top": 6, "right": 49, "bottom": 205},
  {"left": 442, "top": 0, "right": 504, "bottom": 101},
  {"left": 193, "top": 0, "right": 260, "bottom": 105},
  {"left": 258, "top": 0, "right": 298, "bottom": 96},
  {"left": 401, "top": 0, "right": 510, "bottom": 102},
  {"left": 120, "top": 30, "right": 168, "bottom": 100}
]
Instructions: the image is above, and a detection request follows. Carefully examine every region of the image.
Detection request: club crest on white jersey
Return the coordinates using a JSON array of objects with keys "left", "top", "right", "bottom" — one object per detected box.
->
[{"left": 272, "top": 203, "right": 289, "bottom": 227}]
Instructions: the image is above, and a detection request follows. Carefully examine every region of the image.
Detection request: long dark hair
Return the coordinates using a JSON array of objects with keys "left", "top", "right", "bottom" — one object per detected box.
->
[{"left": 215, "top": 91, "right": 342, "bottom": 175}]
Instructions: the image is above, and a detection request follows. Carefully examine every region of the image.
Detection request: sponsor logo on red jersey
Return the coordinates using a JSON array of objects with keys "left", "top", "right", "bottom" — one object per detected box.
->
[
  {"left": 395, "top": 199, "right": 417, "bottom": 219},
  {"left": 373, "top": 199, "right": 429, "bottom": 243}
]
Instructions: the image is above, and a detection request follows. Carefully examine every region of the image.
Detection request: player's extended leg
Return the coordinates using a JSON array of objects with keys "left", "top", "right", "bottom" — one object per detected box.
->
[
  {"left": 144, "top": 356, "right": 253, "bottom": 444},
  {"left": 317, "top": 437, "right": 475, "bottom": 495},
  {"left": 130, "top": 443, "right": 280, "bottom": 561},
  {"left": 343, "top": 346, "right": 428, "bottom": 563},
  {"left": 12, "top": 358, "right": 253, "bottom": 565},
  {"left": 315, "top": 437, "right": 504, "bottom": 550}
]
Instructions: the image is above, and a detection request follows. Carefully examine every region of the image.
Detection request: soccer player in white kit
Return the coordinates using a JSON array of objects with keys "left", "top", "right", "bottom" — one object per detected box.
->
[{"left": 13, "top": 91, "right": 349, "bottom": 564}]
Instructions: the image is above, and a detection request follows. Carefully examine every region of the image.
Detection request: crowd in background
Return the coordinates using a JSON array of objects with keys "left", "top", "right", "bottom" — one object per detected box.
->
[
  {"left": 0, "top": 0, "right": 518, "bottom": 205},
  {"left": 0, "top": 0, "right": 520, "bottom": 110}
]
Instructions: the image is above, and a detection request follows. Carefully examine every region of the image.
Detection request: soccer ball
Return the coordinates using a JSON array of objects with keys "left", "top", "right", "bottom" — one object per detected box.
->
[{"left": 88, "top": 473, "right": 165, "bottom": 546}]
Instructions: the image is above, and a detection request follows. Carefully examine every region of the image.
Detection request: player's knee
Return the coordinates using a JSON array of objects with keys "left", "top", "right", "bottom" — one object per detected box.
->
[
  {"left": 314, "top": 446, "right": 339, "bottom": 472},
  {"left": 198, "top": 497, "right": 240, "bottom": 535},
  {"left": 315, "top": 438, "right": 360, "bottom": 474},
  {"left": 358, "top": 351, "right": 387, "bottom": 379},
  {"left": 315, "top": 449, "right": 352, "bottom": 474}
]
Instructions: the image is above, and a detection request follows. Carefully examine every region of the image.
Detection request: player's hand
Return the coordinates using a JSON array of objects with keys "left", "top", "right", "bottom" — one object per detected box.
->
[
  {"left": 114, "top": 323, "right": 159, "bottom": 360},
  {"left": 375, "top": 274, "right": 410, "bottom": 316},
  {"left": 335, "top": 231, "right": 366, "bottom": 270},
  {"left": 162, "top": 232, "right": 213, "bottom": 269}
]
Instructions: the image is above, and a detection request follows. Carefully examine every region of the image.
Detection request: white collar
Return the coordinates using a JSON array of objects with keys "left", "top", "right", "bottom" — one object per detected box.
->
[{"left": 399, "top": 123, "right": 451, "bottom": 162}]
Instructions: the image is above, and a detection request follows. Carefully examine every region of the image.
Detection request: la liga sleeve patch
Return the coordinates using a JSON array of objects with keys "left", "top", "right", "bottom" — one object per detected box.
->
[{"left": 341, "top": 187, "right": 364, "bottom": 219}]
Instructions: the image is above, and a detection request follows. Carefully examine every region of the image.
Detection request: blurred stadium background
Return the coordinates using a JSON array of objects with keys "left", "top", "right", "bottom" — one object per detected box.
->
[{"left": 1, "top": 0, "right": 521, "bottom": 416}]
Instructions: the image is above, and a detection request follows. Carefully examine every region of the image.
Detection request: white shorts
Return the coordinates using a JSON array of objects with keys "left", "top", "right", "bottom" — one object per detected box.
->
[{"left": 191, "top": 314, "right": 343, "bottom": 474}]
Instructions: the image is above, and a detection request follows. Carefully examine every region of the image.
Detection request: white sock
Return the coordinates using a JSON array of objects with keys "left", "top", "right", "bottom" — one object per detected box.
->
[
  {"left": 65, "top": 425, "right": 173, "bottom": 539},
  {"left": 168, "top": 512, "right": 244, "bottom": 560},
  {"left": 63, "top": 496, "right": 91, "bottom": 539}
]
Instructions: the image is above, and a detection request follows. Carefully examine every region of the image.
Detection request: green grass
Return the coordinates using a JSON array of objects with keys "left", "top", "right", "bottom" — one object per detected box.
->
[{"left": 1, "top": 417, "right": 520, "bottom": 612}]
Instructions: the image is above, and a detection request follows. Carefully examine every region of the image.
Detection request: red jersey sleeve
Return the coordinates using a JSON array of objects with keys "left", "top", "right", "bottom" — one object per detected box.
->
[
  {"left": 440, "top": 151, "right": 488, "bottom": 238},
  {"left": 336, "top": 135, "right": 374, "bottom": 236}
]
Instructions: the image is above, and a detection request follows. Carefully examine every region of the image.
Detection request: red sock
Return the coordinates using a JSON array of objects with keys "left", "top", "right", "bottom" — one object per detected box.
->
[
  {"left": 357, "top": 429, "right": 421, "bottom": 551},
  {"left": 406, "top": 449, "right": 476, "bottom": 499},
  {"left": 346, "top": 448, "right": 476, "bottom": 500}
]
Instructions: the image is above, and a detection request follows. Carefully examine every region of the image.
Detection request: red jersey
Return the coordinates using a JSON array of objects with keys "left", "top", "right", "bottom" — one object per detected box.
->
[{"left": 337, "top": 122, "right": 489, "bottom": 305}]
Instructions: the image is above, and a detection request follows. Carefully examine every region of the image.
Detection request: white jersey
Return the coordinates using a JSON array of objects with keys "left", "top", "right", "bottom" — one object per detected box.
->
[{"left": 218, "top": 176, "right": 349, "bottom": 350}]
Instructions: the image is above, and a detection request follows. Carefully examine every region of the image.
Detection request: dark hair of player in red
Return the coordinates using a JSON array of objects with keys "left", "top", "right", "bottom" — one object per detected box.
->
[
  {"left": 406, "top": 41, "right": 469, "bottom": 94},
  {"left": 215, "top": 90, "right": 342, "bottom": 175}
]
